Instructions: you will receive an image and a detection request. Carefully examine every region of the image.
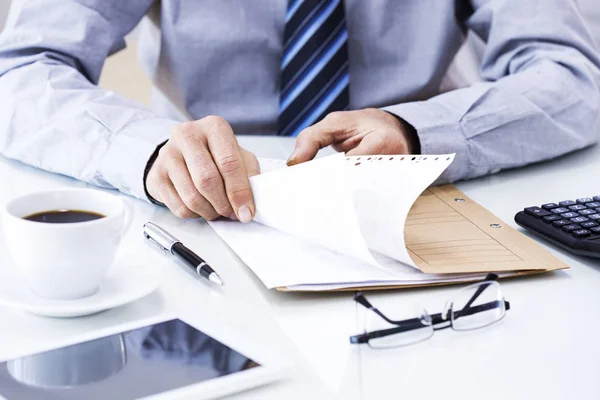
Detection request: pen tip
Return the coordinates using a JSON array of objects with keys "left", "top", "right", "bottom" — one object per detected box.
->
[{"left": 209, "top": 273, "right": 224, "bottom": 286}]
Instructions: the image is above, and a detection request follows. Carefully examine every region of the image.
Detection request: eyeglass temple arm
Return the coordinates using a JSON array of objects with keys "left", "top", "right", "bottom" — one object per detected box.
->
[
  {"left": 352, "top": 292, "right": 428, "bottom": 344},
  {"left": 354, "top": 292, "right": 416, "bottom": 325},
  {"left": 350, "top": 317, "right": 427, "bottom": 344},
  {"left": 457, "top": 273, "right": 499, "bottom": 316}
]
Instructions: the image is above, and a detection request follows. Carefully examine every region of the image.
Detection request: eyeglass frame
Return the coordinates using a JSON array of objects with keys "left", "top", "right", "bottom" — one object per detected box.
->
[{"left": 350, "top": 273, "right": 511, "bottom": 346}]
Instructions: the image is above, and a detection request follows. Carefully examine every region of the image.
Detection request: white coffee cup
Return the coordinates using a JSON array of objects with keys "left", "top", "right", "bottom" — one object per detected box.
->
[{"left": 2, "top": 188, "right": 132, "bottom": 299}]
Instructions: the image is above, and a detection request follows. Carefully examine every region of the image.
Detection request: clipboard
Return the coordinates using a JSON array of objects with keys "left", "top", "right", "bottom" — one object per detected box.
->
[{"left": 277, "top": 185, "right": 568, "bottom": 292}]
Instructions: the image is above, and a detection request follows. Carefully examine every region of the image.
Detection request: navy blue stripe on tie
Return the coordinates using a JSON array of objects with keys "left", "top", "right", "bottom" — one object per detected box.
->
[
  {"left": 287, "top": 71, "right": 349, "bottom": 137},
  {"left": 279, "top": 0, "right": 350, "bottom": 136},
  {"left": 286, "top": 0, "right": 304, "bottom": 22},
  {"left": 285, "top": 0, "right": 328, "bottom": 45},
  {"left": 280, "top": 28, "right": 347, "bottom": 111},
  {"left": 279, "top": 39, "right": 348, "bottom": 126},
  {"left": 281, "top": 0, "right": 341, "bottom": 69},
  {"left": 281, "top": 18, "right": 346, "bottom": 95},
  {"left": 281, "top": 63, "right": 349, "bottom": 137}
]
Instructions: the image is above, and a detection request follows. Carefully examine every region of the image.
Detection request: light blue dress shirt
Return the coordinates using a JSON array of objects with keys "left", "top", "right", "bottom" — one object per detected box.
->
[{"left": 0, "top": 0, "right": 599, "bottom": 200}]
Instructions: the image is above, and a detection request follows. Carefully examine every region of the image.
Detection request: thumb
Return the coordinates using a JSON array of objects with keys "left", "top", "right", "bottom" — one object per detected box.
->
[{"left": 286, "top": 113, "right": 347, "bottom": 166}]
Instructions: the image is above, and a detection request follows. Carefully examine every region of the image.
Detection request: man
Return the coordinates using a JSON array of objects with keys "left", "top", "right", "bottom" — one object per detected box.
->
[{"left": 0, "top": 1, "right": 598, "bottom": 223}]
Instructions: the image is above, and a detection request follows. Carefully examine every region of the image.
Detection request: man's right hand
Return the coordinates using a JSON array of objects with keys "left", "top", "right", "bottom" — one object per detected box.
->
[{"left": 146, "top": 116, "right": 260, "bottom": 222}]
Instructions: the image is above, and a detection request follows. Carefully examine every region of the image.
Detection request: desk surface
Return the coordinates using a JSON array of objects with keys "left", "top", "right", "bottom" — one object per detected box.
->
[{"left": 1, "top": 136, "right": 600, "bottom": 400}]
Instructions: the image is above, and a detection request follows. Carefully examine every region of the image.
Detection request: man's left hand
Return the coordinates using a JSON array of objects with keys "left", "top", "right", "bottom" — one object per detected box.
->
[{"left": 286, "top": 108, "right": 418, "bottom": 166}]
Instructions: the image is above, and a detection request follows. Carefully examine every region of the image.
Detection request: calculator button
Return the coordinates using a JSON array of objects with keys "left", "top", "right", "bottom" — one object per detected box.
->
[
  {"left": 589, "top": 214, "right": 600, "bottom": 220},
  {"left": 562, "top": 224, "right": 581, "bottom": 232},
  {"left": 559, "top": 200, "right": 576, "bottom": 206},
  {"left": 579, "top": 209, "right": 596, "bottom": 215},
  {"left": 542, "top": 203, "right": 559, "bottom": 210},
  {"left": 572, "top": 229, "right": 591, "bottom": 238},
  {"left": 581, "top": 221, "right": 599, "bottom": 228},
  {"left": 524, "top": 207, "right": 551, "bottom": 217},
  {"left": 577, "top": 198, "right": 594, "bottom": 204},
  {"left": 552, "top": 220, "right": 570, "bottom": 227},
  {"left": 569, "top": 204, "right": 586, "bottom": 211},
  {"left": 586, "top": 202, "right": 600, "bottom": 208},
  {"left": 551, "top": 207, "right": 570, "bottom": 214},
  {"left": 591, "top": 226, "right": 600, "bottom": 233},
  {"left": 543, "top": 215, "right": 561, "bottom": 223},
  {"left": 571, "top": 216, "right": 589, "bottom": 223},
  {"left": 593, "top": 196, "right": 600, "bottom": 202},
  {"left": 560, "top": 212, "right": 579, "bottom": 219}
]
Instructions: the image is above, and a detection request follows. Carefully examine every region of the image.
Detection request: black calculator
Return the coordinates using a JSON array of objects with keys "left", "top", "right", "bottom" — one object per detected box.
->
[{"left": 514, "top": 197, "right": 600, "bottom": 257}]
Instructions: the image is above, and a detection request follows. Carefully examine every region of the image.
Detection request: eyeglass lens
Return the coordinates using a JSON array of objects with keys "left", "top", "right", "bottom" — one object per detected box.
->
[{"left": 450, "top": 280, "right": 506, "bottom": 331}]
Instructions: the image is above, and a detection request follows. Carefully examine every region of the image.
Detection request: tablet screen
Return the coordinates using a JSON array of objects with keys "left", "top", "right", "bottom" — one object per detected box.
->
[{"left": 0, "top": 319, "right": 259, "bottom": 399}]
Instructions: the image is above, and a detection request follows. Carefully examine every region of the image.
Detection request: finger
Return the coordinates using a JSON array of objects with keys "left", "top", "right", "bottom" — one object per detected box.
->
[
  {"left": 204, "top": 117, "right": 255, "bottom": 223},
  {"left": 241, "top": 148, "right": 261, "bottom": 177},
  {"left": 287, "top": 112, "right": 352, "bottom": 166},
  {"left": 179, "top": 137, "right": 235, "bottom": 219},
  {"left": 345, "top": 133, "right": 390, "bottom": 156},
  {"left": 156, "top": 174, "right": 199, "bottom": 219},
  {"left": 166, "top": 155, "right": 220, "bottom": 220},
  {"left": 331, "top": 133, "right": 365, "bottom": 154}
]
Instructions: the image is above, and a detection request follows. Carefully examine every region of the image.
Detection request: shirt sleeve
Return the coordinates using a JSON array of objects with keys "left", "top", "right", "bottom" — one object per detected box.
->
[
  {"left": 383, "top": 0, "right": 600, "bottom": 183},
  {"left": 0, "top": 0, "right": 178, "bottom": 200}
]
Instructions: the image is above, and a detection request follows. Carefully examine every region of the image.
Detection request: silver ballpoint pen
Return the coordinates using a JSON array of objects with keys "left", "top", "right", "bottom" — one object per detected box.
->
[{"left": 143, "top": 222, "right": 223, "bottom": 286}]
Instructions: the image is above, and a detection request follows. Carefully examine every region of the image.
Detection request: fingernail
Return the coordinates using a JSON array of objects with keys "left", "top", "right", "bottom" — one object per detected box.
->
[
  {"left": 228, "top": 213, "right": 238, "bottom": 221},
  {"left": 287, "top": 149, "right": 300, "bottom": 166},
  {"left": 238, "top": 205, "right": 253, "bottom": 223}
]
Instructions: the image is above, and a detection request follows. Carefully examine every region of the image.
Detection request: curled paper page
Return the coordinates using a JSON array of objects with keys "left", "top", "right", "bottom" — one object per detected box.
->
[
  {"left": 208, "top": 154, "right": 455, "bottom": 289},
  {"left": 348, "top": 154, "right": 456, "bottom": 270},
  {"left": 251, "top": 154, "right": 380, "bottom": 268},
  {"left": 253, "top": 154, "right": 454, "bottom": 272}
]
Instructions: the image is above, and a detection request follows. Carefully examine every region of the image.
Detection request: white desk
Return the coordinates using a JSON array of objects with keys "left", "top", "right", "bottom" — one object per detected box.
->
[
  {"left": 0, "top": 137, "right": 357, "bottom": 400},
  {"left": 357, "top": 143, "right": 600, "bottom": 400},
  {"left": 1, "top": 136, "right": 600, "bottom": 400}
]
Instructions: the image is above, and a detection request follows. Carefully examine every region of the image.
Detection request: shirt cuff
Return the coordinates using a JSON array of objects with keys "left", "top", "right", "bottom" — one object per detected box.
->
[
  {"left": 382, "top": 101, "right": 469, "bottom": 184},
  {"left": 100, "top": 118, "right": 178, "bottom": 201}
]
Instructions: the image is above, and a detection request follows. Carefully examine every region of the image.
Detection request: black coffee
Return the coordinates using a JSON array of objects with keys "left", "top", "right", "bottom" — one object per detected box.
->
[{"left": 23, "top": 209, "right": 105, "bottom": 224}]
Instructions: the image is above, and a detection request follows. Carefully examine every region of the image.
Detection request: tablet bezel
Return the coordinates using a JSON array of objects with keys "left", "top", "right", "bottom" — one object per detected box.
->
[{"left": 0, "top": 309, "right": 290, "bottom": 399}]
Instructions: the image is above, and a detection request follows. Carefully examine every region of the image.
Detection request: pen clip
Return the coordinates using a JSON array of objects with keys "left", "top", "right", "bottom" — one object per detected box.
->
[
  {"left": 143, "top": 222, "right": 179, "bottom": 254},
  {"left": 144, "top": 232, "right": 171, "bottom": 255}
]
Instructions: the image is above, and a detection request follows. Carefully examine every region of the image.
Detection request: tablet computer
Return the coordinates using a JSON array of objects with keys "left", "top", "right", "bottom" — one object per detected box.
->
[{"left": 0, "top": 312, "right": 288, "bottom": 399}]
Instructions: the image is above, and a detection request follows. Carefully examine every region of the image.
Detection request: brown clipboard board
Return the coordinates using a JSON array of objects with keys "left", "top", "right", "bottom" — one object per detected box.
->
[{"left": 277, "top": 185, "right": 568, "bottom": 292}]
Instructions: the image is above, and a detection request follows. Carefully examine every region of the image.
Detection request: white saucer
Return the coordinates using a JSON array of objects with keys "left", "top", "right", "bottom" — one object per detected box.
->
[{"left": 0, "top": 258, "right": 164, "bottom": 318}]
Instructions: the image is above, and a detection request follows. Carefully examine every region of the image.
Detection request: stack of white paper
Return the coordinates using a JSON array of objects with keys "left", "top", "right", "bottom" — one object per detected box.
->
[{"left": 208, "top": 154, "right": 494, "bottom": 291}]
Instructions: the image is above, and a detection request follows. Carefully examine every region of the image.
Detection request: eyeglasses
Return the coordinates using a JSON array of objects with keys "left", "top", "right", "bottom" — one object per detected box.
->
[{"left": 350, "top": 273, "right": 510, "bottom": 349}]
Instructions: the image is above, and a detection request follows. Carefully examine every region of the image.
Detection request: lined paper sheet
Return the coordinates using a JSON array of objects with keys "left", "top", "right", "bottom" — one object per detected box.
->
[
  {"left": 406, "top": 186, "right": 553, "bottom": 274},
  {"left": 406, "top": 190, "right": 522, "bottom": 268}
]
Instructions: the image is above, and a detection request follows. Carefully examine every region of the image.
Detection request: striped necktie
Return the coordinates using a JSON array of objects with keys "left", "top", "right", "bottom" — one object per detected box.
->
[{"left": 278, "top": 0, "right": 350, "bottom": 136}]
